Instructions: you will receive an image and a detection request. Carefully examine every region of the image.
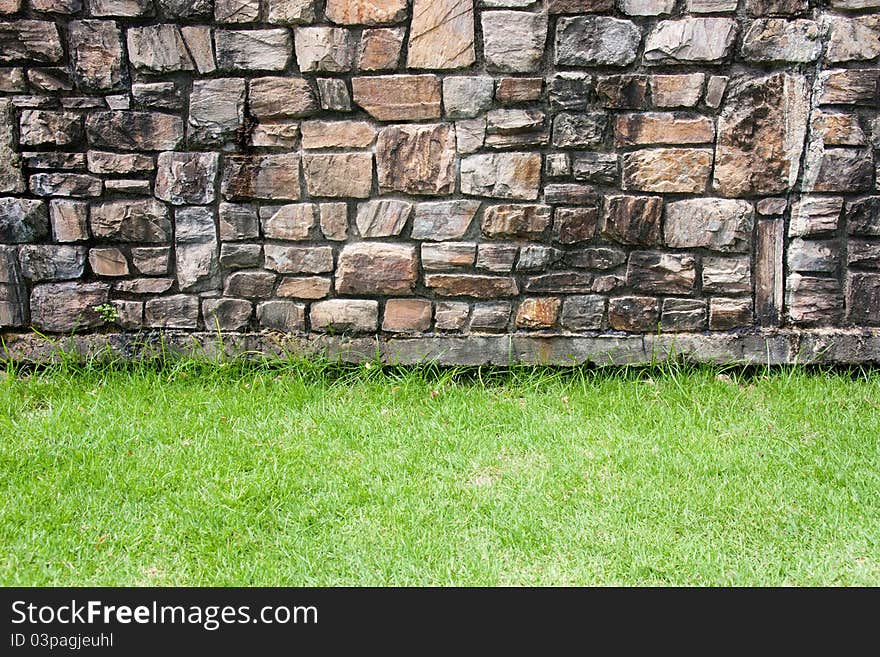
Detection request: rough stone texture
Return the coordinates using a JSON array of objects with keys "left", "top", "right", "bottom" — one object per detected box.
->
[
  {"left": 552, "top": 113, "right": 608, "bottom": 149},
  {"left": 555, "top": 17, "right": 641, "bottom": 67},
  {"left": 267, "top": 0, "right": 317, "bottom": 25},
  {"left": 213, "top": 0, "right": 258, "bottom": 23},
  {"left": 481, "top": 11, "right": 548, "bottom": 73},
  {"left": 560, "top": 295, "right": 605, "bottom": 331},
  {"left": 188, "top": 78, "right": 245, "bottom": 146},
  {"left": 407, "top": 0, "right": 475, "bottom": 70},
  {"left": 256, "top": 300, "right": 305, "bottom": 332},
  {"left": 644, "top": 18, "right": 737, "bottom": 64},
  {"left": 755, "top": 217, "right": 783, "bottom": 326},
  {"left": 263, "top": 245, "right": 332, "bottom": 274},
  {"left": 175, "top": 206, "right": 219, "bottom": 292},
  {"left": 89, "top": 247, "right": 128, "bottom": 277},
  {"left": 203, "top": 298, "right": 252, "bottom": 332},
  {"left": 627, "top": 252, "right": 697, "bottom": 294},
  {"left": 30, "top": 173, "right": 102, "bottom": 198},
  {"left": 496, "top": 78, "right": 543, "bottom": 104},
  {"left": 476, "top": 244, "right": 518, "bottom": 273},
  {"left": 847, "top": 274, "right": 880, "bottom": 326},
  {"left": 787, "top": 274, "right": 842, "bottom": 325},
  {"left": 601, "top": 195, "right": 662, "bottom": 247},
  {"left": 802, "top": 149, "right": 874, "bottom": 194},
  {"left": 383, "top": 298, "right": 432, "bottom": 333},
  {"left": 621, "top": 148, "right": 713, "bottom": 194},
  {"left": 181, "top": 27, "right": 216, "bottom": 74},
  {"left": 482, "top": 204, "right": 551, "bottom": 239},
  {"left": 0, "top": 21, "right": 63, "bottom": 64},
  {"left": 30, "top": 282, "right": 109, "bottom": 332},
  {"left": 461, "top": 153, "right": 541, "bottom": 200},
  {"left": 426, "top": 274, "right": 519, "bottom": 298},
  {"left": 220, "top": 244, "right": 262, "bottom": 270},
  {"left": 68, "top": 20, "right": 125, "bottom": 92},
  {"left": 825, "top": 16, "right": 880, "bottom": 64},
  {"left": 713, "top": 74, "right": 808, "bottom": 197},
  {"left": 2, "top": 2, "right": 879, "bottom": 363},
  {"left": 789, "top": 197, "right": 843, "bottom": 237},
  {"left": 222, "top": 154, "right": 301, "bottom": 201},
  {"left": 320, "top": 203, "right": 348, "bottom": 241},
  {"left": 422, "top": 243, "right": 475, "bottom": 271},
  {"left": 554, "top": 207, "right": 599, "bottom": 245},
  {"left": 811, "top": 111, "right": 867, "bottom": 147},
  {"left": 1, "top": 198, "right": 48, "bottom": 243},
  {"left": 352, "top": 75, "right": 441, "bottom": 121},
  {"left": 144, "top": 295, "right": 199, "bottom": 329},
  {"left": 90, "top": 199, "right": 170, "bottom": 242},
  {"left": 0, "top": 100, "right": 23, "bottom": 193},
  {"left": 661, "top": 298, "right": 706, "bottom": 331},
  {"left": 301, "top": 120, "right": 376, "bottom": 149},
  {"left": 310, "top": 299, "right": 378, "bottom": 333},
  {"left": 376, "top": 124, "right": 456, "bottom": 196},
  {"left": 325, "top": 0, "right": 407, "bottom": 25},
  {"left": 89, "top": 0, "right": 153, "bottom": 16},
  {"left": 516, "top": 298, "right": 561, "bottom": 330},
  {"left": 596, "top": 75, "right": 649, "bottom": 109},
  {"left": 788, "top": 238, "right": 838, "bottom": 273},
  {"left": 86, "top": 112, "right": 183, "bottom": 151},
  {"left": 746, "top": 0, "right": 808, "bottom": 15},
  {"left": 128, "top": 25, "right": 194, "bottom": 74},
  {"left": 609, "top": 296, "right": 659, "bottom": 332},
  {"left": 132, "top": 247, "right": 170, "bottom": 275},
  {"left": 215, "top": 29, "right": 292, "bottom": 71},
  {"left": 260, "top": 204, "right": 315, "bottom": 240},
  {"left": 614, "top": 112, "right": 714, "bottom": 147},
  {"left": 665, "top": 199, "right": 754, "bottom": 252},
  {"left": 303, "top": 153, "right": 373, "bottom": 198},
  {"left": 50, "top": 200, "right": 88, "bottom": 243},
  {"left": 155, "top": 152, "right": 219, "bottom": 205},
  {"left": 355, "top": 200, "right": 412, "bottom": 237},
  {"left": 295, "top": 27, "right": 356, "bottom": 73},
  {"left": 276, "top": 276, "right": 330, "bottom": 300},
  {"left": 651, "top": 74, "right": 704, "bottom": 107},
  {"left": 817, "top": 70, "right": 880, "bottom": 106},
  {"left": 219, "top": 203, "right": 259, "bottom": 241},
  {"left": 848, "top": 198, "right": 880, "bottom": 237},
  {"left": 19, "top": 110, "right": 82, "bottom": 147},
  {"left": 709, "top": 298, "right": 752, "bottom": 330},
  {"left": 703, "top": 256, "right": 751, "bottom": 294},
  {"left": 411, "top": 201, "right": 479, "bottom": 241},
  {"left": 443, "top": 77, "right": 494, "bottom": 119},
  {"left": 249, "top": 77, "right": 318, "bottom": 119},
  {"left": 317, "top": 78, "right": 352, "bottom": 111},
  {"left": 741, "top": 19, "right": 821, "bottom": 63},
  {"left": 19, "top": 245, "right": 86, "bottom": 281},
  {"left": 359, "top": 28, "right": 404, "bottom": 70},
  {"left": 156, "top": 0, "right": 212, "bottom": 19},
  {"left": 224, "top": 270, "right": 275, "bottom": 297}
]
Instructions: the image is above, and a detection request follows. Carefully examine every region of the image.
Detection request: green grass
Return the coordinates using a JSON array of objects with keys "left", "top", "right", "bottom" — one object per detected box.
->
[{"left": 1, "top": 355, "right": 878, "bottom": 586}]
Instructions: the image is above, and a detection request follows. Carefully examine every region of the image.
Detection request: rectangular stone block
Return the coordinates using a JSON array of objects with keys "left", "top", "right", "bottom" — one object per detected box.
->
[
  {"left": 352, "top": 75, "right": 441, "bottom": 121},
  {"left": 221, "top": 154, "right": 301, "bottom": 201},
  {"left": 460, "top": 153, "right": 541, "bottom": 200},
  {"left": 302, "top": 152, "right": 373, "bottom": 198},
  {"left": 622, "top": 148, "right": 713, "bottom": 193},
  {"left": 755, "top": 217, "right": 783, "bottom": 326}
]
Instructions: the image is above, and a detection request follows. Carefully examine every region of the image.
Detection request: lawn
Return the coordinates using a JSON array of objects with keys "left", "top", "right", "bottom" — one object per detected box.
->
[{"left": 0, "top": 357, "right": 878, "bottom": 586}]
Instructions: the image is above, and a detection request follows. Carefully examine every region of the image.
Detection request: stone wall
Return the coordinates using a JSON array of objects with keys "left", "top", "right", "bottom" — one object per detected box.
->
[{"left": 1, "top": 0, "right": 879, "bottom": 364}]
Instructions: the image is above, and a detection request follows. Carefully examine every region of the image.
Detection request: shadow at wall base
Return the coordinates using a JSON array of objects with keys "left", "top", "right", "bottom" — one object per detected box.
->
[{"left": 3, "top": 329, "right": 880, "bottom": 366}]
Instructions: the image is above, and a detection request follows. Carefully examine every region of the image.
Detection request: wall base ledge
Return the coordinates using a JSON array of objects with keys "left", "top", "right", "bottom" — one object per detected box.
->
[{"left": 3, "top": 329, "right": 880, "bottom": 366}]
